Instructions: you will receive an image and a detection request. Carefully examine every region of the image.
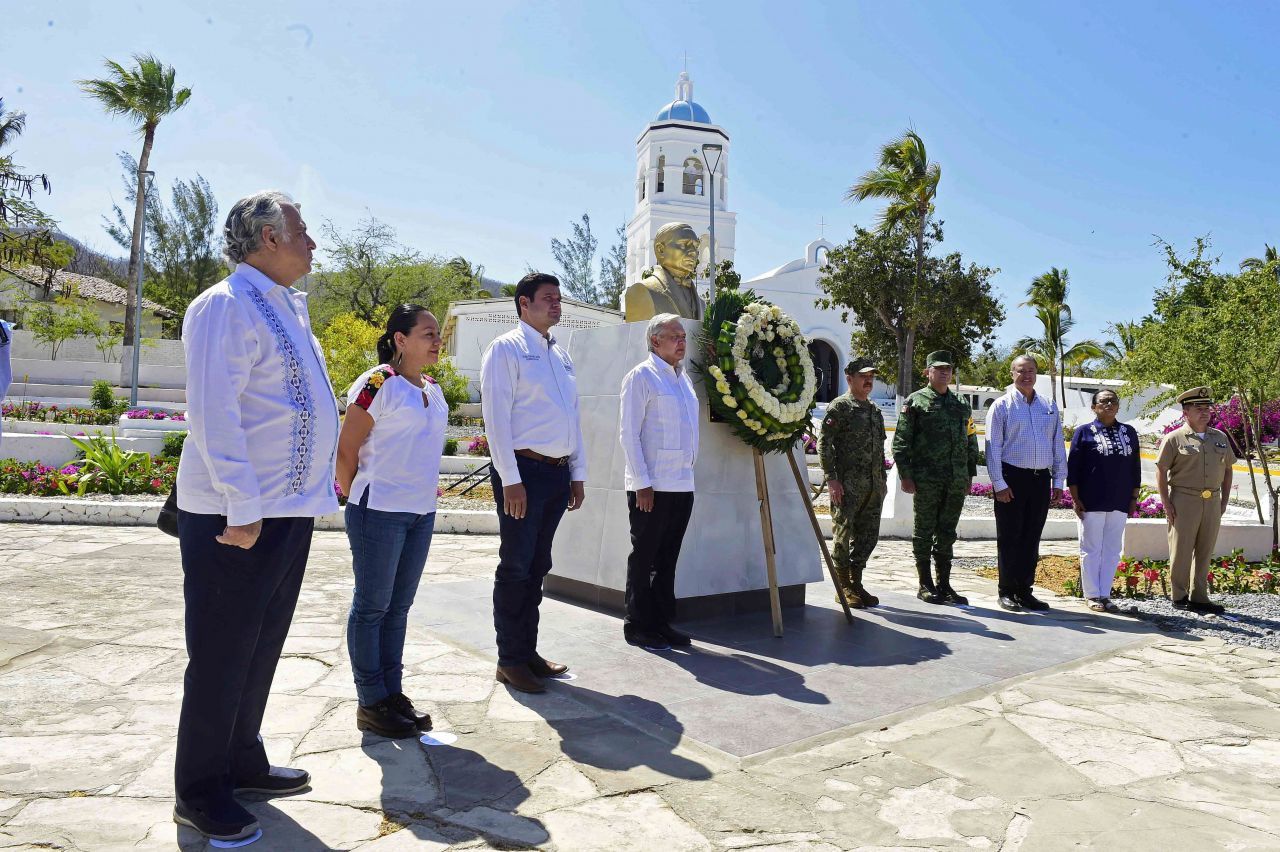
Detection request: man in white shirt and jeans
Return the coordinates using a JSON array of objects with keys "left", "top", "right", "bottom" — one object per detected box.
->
[
  {"left": 618, "top": 314, "right": 699, "bottom": 648},
  {"left": 480, "top": 272, "right": 586, "bottom": 694},
  {"left": 173, "top": 192, "right": 339, "bottom": 841}
]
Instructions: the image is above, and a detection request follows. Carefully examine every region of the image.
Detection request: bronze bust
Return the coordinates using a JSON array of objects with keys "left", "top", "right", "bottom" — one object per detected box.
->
[{"left": 624, "top": 223, "right": 703, "bottom": 323}]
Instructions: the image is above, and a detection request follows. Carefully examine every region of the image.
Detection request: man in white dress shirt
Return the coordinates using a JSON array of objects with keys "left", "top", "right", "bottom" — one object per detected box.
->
[
  {"left": 173, "top": 191, "right": 339, "bottom": 841},
  {"left": 480, "top": 272, "right": 586, "bottom": 694},
  {"left": 618, "top": 314, "right": 699, "bottom": 649}
]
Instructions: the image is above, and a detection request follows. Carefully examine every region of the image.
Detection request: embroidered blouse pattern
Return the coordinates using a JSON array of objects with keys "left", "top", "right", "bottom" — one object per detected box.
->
[
  {"left": 1088, "top": 422, "right": 1132, "bottom": 458},
  {"left": 245, "top": 286, "right": 316, "bottom": 496}
]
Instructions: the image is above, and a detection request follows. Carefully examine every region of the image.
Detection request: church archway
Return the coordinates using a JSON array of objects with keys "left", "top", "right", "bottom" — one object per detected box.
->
[{"left": 808, "top": 340, "right": 840, "bottom": 403}]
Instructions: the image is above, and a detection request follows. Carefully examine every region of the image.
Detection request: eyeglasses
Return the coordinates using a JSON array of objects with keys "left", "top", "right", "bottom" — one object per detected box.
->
[{"left": 1094, "top": 399, "right": 1118, "bottom": 408}]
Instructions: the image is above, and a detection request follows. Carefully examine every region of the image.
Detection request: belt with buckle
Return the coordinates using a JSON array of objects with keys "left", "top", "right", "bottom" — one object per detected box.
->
[
  {"left": 1174, "top": 486, "right": 1220, "bottom": 499},
  {"left": 515, "top": 448, "right": 570, "bottom": 466}
]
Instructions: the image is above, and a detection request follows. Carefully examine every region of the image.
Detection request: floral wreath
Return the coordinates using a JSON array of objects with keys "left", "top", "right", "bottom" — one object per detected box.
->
[{"left": 699, "top": 289, "right": 818, "bottom": 453}]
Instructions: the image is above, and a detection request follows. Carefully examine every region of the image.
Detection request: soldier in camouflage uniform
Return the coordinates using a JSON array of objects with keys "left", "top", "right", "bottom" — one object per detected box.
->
[
  {"left": 819, "top": 357, "right": 887, "bottom": 608},
  {"left": 891, "top": 351, "right": 979, "bottom": 605}
]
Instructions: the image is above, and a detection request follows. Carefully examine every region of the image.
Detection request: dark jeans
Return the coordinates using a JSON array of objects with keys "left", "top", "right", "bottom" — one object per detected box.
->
[
  {"left": 345, "top": 492, "right": 436, "bottom": 706},
  {"left": 994, "top": 463, "right": 1051, "bottom": 597},
  {"left": 490, "top": 455, "right": 571, "bottom": 667},
  {"left": 174, "top": 511, "right": 314, "bottom": 814},
  {"left": 625, "top": 490, "right": 694, "bottom": 634}
]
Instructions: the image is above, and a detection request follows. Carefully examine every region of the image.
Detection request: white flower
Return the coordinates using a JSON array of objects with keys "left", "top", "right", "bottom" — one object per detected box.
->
[
  {"left": 723, "top": 395, "right": 738, "bottom": 408},
  {"left": 737, "top": 410, "right": 748, "bottom": 420},
  {"left": 715, "top": 380, "right": 730, "bottom": 394}
]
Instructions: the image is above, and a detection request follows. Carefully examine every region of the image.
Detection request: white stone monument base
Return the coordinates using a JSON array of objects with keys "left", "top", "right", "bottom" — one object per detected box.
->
[{"left": 547, "top": 320, "right": 822, "bottom": 618}]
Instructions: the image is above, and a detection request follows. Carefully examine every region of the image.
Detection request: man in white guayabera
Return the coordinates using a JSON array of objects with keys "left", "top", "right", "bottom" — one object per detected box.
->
[
  {"left": 172, "top": 191, "right": 339, "bottom": 842},
  {"left": 618, "top": 313, "right": 699, "bottom": 649}
]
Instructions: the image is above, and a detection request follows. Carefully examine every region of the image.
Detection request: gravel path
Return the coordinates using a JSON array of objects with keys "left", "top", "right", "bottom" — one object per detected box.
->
[{"left": 1110, "top": 594, "right": 1280, "bottom": 651}]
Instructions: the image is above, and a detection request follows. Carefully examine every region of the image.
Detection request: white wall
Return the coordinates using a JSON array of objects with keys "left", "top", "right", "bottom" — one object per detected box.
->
[{"left": 10, "top": 329, "right": 185, "bottom": 365}]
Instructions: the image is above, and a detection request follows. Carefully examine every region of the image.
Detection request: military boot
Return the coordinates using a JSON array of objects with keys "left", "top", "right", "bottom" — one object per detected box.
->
[
  {"left": 849, "top": 564, "right": 879, "bottom": 607},
  {"left": 833, "top": 566, "right": 865, "bottom": 608},
  {"left": 916, "top": 563, "right": 944, "bottom": 605},
  {"left": 934, "top": 562, "right": 969, "bottom": 606}
]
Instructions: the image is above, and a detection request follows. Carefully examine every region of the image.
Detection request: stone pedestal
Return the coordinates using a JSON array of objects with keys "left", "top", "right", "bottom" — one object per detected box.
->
[{"left": 547, "top": 320, "right": 822, "bottom": 617}]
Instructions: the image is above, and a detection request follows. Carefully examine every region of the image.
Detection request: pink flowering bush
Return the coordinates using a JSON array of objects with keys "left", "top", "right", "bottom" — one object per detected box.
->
[
  {"left": 466, "top": 435, "right": 490, "bottom": 457},
  {"left": 122, "top": 408, "right": 187, "bottom": 422},
  {"left": 1162, "top": 397, "right": 1280, "bottom": 455},
  {"left": 967, "top": 480, "right": 1071, "bottom": 508},
  {"left": 0, "top": 456, "right": 176, "bottom": 496}
]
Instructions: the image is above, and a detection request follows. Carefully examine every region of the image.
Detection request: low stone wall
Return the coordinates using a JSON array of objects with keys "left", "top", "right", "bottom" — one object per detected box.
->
[
  {"left": 1123, "top": 518, "right": 1273, "bottom": 562},
  {"left": 0, "top": 433, "right": 167, "bottom": 466}
]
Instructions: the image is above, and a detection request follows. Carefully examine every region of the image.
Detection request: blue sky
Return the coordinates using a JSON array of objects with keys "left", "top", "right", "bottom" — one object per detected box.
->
[{"left": 6, "top": 0, "right": 1279, "bottom": 346}]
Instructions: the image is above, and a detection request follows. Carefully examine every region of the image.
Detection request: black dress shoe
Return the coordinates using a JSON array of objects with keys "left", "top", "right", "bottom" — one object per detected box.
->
[
  {"left": 234, "top": 765, "right": 310, "bottom": 795},
  {"left": 1018, "top": 593, "right": 1050, "bottom": 611},
  {"left": 935, "top": 583, "right": 969, "bottom": 606},
  {"left": 655, "top": 625, "right": 692, "bottom": 647},
  {"left": 998, "top": 595, "right": 1022, "bottom": 611},
  {"left": 625, "top": 630, "right": 670, "bottom": 649},
  {"left": 917, "top": 585, "right": 945, "bottom": 605},
  {"left": 389, "top": 692, "right": 432, "bottom": 732},
  {"left": 356, "top": 700, "right": 419, "bottom": 738},
  {"left": 1189, "top": 600, "right": 1226, "bottom": 615},
  {"left": 173, "top": 800, "right": 259, "bottom": 841},
  {"left": 1171, "top": 597, "right": 1191, "bottom": 610},
  {"left": 528, "top": 655, "right": 569, "bottom": 677}
]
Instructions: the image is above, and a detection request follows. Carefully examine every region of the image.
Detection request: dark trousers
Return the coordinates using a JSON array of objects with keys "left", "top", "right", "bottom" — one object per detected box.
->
[
  {"left": 993, "top": 463, "right": 1051, "bottom": 597},
  {"left": 174, "top": 511, "right": 314, "bottom": 813},
  {"left": 490, "top": 456, "right": 571, "bottom": 667},
  {"left": 625, "top": 490, "right": 695, "bottom": 633}
]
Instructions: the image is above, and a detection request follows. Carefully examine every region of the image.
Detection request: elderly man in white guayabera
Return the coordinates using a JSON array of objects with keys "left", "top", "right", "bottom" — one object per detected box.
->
[
  {"left": 172, "top": 191, "right": 340, "bottom": 842},
  {"left": 618, "top": 313, "right": 700, "bottom": 650}
]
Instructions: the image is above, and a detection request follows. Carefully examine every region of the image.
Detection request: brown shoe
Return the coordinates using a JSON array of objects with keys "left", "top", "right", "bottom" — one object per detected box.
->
[
  {"left": 835, "top": 587, "right": 866, "bottom": 608},
  {"left": 528, "top": 655, "right": 568, "bottom": 678},
  {"left": 495, "top": 664, "right": 545, "bottom": 694},
  {"left": 851, "top": 584, "right": 879, "bottom": 607}
]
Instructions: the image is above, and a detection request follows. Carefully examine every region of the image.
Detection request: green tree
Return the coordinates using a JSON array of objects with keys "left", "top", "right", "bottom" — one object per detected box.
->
[
  {"left": 0, "top": 98, "right": 72, "bottom": 284},
  {"left": 424, "top": 357, "right": 472, "bottom": 410},
  {"left": 79, "top": 54, "right": 192, "bottom": 343},
  {"left": 1117, "top": 236, "right": 1280, "bottom": 532},
  {"left": 551, "top": 213, "right": 603, "bottom": 305},
  {"left": 105, "top": 152, "right": 225, "bottom": 319},
  {"left": 1096, "top": 320, "right": 1140, "bottom": 375},
  {"left": 845, "top": 129, "right": 941, "bottom": 401},
  {"left": 26, "top": 298, "right": 104, "bottom": 360},
  {"left": 817, "top": 220, "right": 1003, "bottom": 390},
  {"left": 309, "top": 216, "right": 484, "bottom": 328},
  {"left": 1240, "top": 243, "right": 1277, "bottom": 272},
  {"left": 596, "top": 223, "right": 627, "bottom": 310},
  {"left": 1019, "top": 267, "right": 1103, "bottom": 402},
  {"left": 317, "top": 311, "right": 383, "bottom": 397}
]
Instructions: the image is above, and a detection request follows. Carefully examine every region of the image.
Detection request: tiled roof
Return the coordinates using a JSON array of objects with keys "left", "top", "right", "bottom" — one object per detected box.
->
[{"left": 8, "top": 266, "right": 179, "bottom": 318}]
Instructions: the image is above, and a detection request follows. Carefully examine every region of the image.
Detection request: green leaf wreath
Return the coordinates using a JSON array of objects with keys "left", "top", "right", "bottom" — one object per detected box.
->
[{"left": 698, "top": 289, "right": 818, "bottom": 453}]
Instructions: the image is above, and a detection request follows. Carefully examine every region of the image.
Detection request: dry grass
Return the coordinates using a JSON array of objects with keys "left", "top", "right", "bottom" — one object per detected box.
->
[{"left": 974, "top": 554, "right": 1081, "bottom": 596}]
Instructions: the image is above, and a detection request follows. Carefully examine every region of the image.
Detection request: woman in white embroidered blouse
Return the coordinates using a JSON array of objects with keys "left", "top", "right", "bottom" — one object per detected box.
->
[{"left": 336, "top": 304, "right": 447, "bottom": 739}]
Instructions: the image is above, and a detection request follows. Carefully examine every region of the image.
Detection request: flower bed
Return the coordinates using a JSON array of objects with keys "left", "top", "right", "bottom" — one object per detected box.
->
[
  {"left": 121, "top": 408, "right": 186, "bottom": 421},
  {"left": 2, "top": 401, "right": 122, "bottom": 426},
  {"left": 0, "top": 456, "right": 176, "bottom": 497},
  {"left": 969, "top": 481, "right": 1076, "bottom": 511},
  {"left": 967, "top": 481, "right": 1168, "bottom": 517},
  {"left": 978, "top": 551, "right": 1280, "bottom": 599}
]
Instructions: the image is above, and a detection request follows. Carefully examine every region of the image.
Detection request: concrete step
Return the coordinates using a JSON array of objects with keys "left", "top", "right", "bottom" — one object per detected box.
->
[{"left": 4, "top": 383, "right": 186, "bottom": 404}]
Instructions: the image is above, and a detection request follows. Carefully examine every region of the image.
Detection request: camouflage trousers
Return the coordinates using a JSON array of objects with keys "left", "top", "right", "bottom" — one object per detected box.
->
[
  {"left": 831, "top": 484, "right": 886, "bottom": 588},
  {"left": 911, "top": 478, "right": 968, "bottom": 569}
]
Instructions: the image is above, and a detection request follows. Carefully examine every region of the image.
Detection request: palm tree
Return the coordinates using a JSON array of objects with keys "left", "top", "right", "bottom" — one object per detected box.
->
[
  {"left": 1014, "top": 304, "right": 1064, "bottom": 404},
  {"left": 0, "top": 99, "right": 27, "bottom": 151},
  {"left": 1098, "top": 320, "right": 1140, "bottom": 371},
  {"left": 845, "top": 129, "right": 941, "bottom": 403},
  {"left": 1022, "top": 268, "right": 1075, "bottom": 404},
  {"left": 1240, "top": 244, "right": 1278, "bottom": 272},
  {"left": 79, "top": 55, "right": 191, "bottom": 343}
]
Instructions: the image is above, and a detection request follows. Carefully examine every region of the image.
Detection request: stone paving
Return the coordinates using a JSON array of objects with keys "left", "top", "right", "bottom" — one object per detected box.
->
[{"left": 1, "top": 524, "right": 1279, "bottom": 850}]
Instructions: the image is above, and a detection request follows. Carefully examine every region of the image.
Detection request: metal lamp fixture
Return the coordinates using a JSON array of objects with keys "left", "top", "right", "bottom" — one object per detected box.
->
[{"left": 701, "top": 143, "right": 723, "bottom": 301}]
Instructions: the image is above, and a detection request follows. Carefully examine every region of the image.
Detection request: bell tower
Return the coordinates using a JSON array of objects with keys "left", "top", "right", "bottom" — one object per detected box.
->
[{"left": 626, "top": 71, "right": 737, "bottom": 287}]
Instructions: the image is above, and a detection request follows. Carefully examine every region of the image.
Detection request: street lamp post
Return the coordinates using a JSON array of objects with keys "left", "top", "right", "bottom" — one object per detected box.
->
[
  {"left": 701, "top": 143, "right": 723, "bottom": 303},
  {"left": 129, "top": 169, "right": 155, "bottom": 407}
]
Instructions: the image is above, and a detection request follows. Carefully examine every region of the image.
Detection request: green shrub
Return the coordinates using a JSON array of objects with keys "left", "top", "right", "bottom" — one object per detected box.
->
[
  {"left": 425, "top": 357, "right": 471, "bottom": 411},
  {"left": 443, "top": 438, "right": 458, "bottom": 456},
  {"left": 161, "top": 431, "right": 187, "bottom": 458},
  {"left": 90, "top": 380, "right": 116, "bottom": 410}
]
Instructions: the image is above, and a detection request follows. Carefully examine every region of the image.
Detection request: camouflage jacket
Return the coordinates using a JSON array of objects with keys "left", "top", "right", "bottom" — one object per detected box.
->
[
  {"left": 892, "top": 386, "right": 979, "bottom": 483},
  {"left": 819, "top": 394, "right": 887, "bottom": 489}
]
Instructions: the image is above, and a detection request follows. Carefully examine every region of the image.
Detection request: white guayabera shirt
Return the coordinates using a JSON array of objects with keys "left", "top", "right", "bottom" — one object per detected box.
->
[
  {"left": 619, "top": 352, "right": 699, "bottom": 493},
  {"left": 480, "top": 320, "right": 587, "bottom": 485},
  {"left": 177, "top": 263, "right": 340, "bottom": 525}
]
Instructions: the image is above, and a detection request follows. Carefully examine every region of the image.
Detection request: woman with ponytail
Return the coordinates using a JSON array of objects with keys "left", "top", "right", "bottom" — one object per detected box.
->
[{"left": 336, "top": 304, "right": 447, "bottom": 738}]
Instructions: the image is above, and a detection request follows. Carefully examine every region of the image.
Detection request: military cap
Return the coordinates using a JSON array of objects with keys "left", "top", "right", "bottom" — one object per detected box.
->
[
  {"left": 925, "top": 350, "right": 954, "bottom": 367},
  {"left": 1177, "top": 386, "right": 1214, "bottom": 406},
  {"left": 845, "top": 356, "right": 877, "bottom": 375}
]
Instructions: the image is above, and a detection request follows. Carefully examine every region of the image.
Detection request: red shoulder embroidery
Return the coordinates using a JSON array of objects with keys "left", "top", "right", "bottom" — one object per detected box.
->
[{"left": 352, "top": 365, "right": 396, "bottom": 411}]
